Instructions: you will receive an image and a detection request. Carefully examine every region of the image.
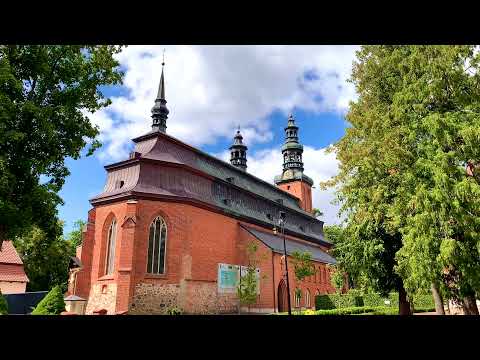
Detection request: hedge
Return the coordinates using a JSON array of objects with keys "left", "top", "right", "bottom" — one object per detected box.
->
[
  {"left": 315, "top": 292, "right": 364, "bottom": 310},
  {"left": 0, "top": 290, "right": 8, "bottom": 315},
  {"left": 316, "top": 291, "right": 435, "bottom": 310},
  {"left": 31, "top": 286, "right": 65, "bottom": 315}
]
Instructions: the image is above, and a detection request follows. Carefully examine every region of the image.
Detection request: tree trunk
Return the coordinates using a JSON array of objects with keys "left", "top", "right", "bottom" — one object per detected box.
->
[
  {"left": 462, "top": 294, "right": 479, "bottom": 315},
  {"left": 431, "top": 282, "right": 445, "bottom": 315},
  {"left": 399, "top": 284, "right": 412, "bottom": 315}
]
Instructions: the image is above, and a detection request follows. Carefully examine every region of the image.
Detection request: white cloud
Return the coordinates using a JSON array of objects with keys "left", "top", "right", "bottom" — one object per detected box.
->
[
  {"left": 88, "top": 45, "right": 359, "bottom": 162},
  {"left": 218, "top": 145, "right": 342, "bottom": 226}
]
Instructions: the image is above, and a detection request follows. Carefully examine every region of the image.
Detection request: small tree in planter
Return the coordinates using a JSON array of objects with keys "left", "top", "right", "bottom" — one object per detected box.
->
[
  {"left": 0, "top": 290, "right": 8, "bottom": 315},
  {"left": 31, "top": 285, "right": 66, "bottom": 315},
  {"left": 237, "top": 241, "right": 267, "bottom": 314},
  {"left": 291, "top": 250, "right": 316, "bottom": 314}
]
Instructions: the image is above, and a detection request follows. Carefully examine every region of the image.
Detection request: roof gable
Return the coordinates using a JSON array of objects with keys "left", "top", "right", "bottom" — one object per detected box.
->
[{"left": 0, "top": 241, "right": 23, "bottom": 265}]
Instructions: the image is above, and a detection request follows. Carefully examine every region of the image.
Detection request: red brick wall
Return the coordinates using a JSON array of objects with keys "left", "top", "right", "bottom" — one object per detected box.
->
[
  {"left": 75, "top": 198, "right": 335, "bottom": 313},
  {"left": 277, "top": 181, "right": 313, "bottom": 213}
]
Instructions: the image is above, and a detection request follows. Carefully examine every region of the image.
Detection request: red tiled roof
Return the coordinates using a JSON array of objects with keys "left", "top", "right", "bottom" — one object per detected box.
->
[
  {"left": 0, "top": 264, "right": 29, "bottom": 282},
  {"left": 0, "top": 241, "right": 23, "bottom": 265}
]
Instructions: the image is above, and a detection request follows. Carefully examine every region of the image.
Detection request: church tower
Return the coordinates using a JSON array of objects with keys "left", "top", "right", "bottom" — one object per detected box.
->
[
  {"left": 229, "top": 127, "right": 248, "bottom": 171},
  {"left": 274, "top": 114, "right": 314, "bottom": 213}
]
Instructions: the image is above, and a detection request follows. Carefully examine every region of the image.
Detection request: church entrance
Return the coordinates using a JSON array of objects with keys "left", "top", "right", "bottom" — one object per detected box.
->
[{"left": 277, "top": 280, "right": 288, "bottom": 313}]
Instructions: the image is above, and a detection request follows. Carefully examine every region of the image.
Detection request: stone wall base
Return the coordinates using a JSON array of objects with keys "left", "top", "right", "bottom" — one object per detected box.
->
[{"left": 85, "top": 283, "right": 117, "bottom": 315}]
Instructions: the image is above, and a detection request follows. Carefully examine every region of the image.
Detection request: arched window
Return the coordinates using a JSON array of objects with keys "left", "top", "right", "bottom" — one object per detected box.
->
[
  {"left": 105, "top": 219, "right": 117, "bottom": 275},
  {"left": 305, "top": 289, "right": 311, "bottom": 308},
  {"left": 295, "top": 289, "right": 301, "bottom": 308},
  {"left": 147, "top": 216, "right": 167, "bottom": 274}
]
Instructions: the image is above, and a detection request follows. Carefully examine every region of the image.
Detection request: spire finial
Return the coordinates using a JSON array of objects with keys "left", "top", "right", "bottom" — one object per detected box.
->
[{"left": 151, "top": 56, "right": 169, "bottom": 133}]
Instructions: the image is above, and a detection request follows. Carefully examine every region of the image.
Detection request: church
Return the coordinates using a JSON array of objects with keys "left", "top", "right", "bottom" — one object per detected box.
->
[{"left": 71, "top": 62, "right": 338, "bottom": 314}]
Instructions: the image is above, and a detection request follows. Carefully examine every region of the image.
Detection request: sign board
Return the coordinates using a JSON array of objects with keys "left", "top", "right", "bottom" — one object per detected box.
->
[{"left": 217, "top": 263, "right": 260, "bottom": 295}]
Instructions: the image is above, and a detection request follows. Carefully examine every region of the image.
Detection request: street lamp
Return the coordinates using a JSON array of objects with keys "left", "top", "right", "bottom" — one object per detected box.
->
[{"left": 278, "top": 211, "right": 292, "bottom": 315}]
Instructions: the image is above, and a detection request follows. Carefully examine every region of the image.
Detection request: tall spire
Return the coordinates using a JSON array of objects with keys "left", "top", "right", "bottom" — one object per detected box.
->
[
  {"left": 229, "top": 127, "right": 248, "bottom": 171},
  {"left": 151, "top": 51, "right": 169, "bottom": 133}
]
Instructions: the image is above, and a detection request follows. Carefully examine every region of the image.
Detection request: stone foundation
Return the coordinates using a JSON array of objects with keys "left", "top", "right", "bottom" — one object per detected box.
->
[
  {"left": 130, "top": 283, "right": 180, "bottom": 314},
  {"left": 85, "top": 283, "right": 117, "bottom": 315},
  {"left": 180, "top": 280, "right": 238, "bottom": 314},
  {"left": 129, "top": 280, "right": 239, "bottom": 314}
]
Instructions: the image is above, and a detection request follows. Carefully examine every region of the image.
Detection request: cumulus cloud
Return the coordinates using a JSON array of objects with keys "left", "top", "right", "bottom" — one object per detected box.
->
[
  {"left": 218, "top": 146, "right": 342, "bottom": 225},
  {"left": 88, "top": 45, "right": 359, "bottom": 162}
]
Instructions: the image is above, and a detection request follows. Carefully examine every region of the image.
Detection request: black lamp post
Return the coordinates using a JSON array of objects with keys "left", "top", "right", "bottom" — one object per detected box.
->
[{"left": 278, "top": 211, "right": 292, "bottom": 315}]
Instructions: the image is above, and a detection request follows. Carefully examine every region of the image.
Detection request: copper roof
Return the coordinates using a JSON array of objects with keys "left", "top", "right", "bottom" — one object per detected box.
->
[{"left": 90, "top": 131, "right": 330, "bottom": 246}]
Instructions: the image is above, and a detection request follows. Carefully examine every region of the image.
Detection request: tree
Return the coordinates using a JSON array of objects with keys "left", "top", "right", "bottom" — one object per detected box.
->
[
  {"left": 237, "top": 241, "right": 266, "bottom": 313},
  {"left": 0, "top": 45, "right": 124, "bottom": 249},
  {"left": 323, "top": 225, "right": 344, "bottom": 245},
  {"left": 326, "top": 45, "right": 480, "bottom": 315},
  {"left": 0, "top": 290, "right": 8, "bottom": 315},
  {"left": 312, "top": 208, "right": 323, "bottom": 218},
  {"left": 322, "top": 46, "right": 419, "bottom": 315},
  {"left": 290, "top": 250, "right": 316, "bottom": 312},
  {"left": 65, "top": 219, "right": 86, "bottom": 250},
  {"left": 383, "top": 46, "right": 480, "bottom": 315},
  {"left": 330, "top": 265, "right": 345, "bottom": 293},
  {"left": 14, "top": 225, "right": 74, "bottom": 292},
  {"left": 31, "top": 285, "right": 65, "bottom": 315}
]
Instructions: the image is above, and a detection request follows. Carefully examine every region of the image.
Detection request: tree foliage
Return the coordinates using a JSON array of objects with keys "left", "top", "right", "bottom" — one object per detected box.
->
[
  {"left": 0, "top": 45, "right": 124, "bottom": 248},
  {"left": 31, "top": 285, "right": 65, "bottom": 315},
  {"left": 291, "top": 250, "right": 316, "bottom": 283},
  {"left": 237, "top": 242, "right": 265, "bottom": 310},
  {"left": 65, "top": 219, "right": 86, "bottom": 250},
  {"left": 0, "top": 290, "right": 8, "bottom": 315},
  {"left": 324, "top": 45, "right": 480, "bottom": 313},
  {"left": 14, "top": 224, "right": 74, "bottom": 292}
]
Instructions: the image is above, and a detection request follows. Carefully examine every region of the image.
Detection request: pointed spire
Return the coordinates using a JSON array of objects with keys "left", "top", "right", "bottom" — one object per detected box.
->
[
  {"left": 151, "top": 51, "right": 169, "bottom": 133},
  {"left": 229, "top": 126, "right": 248, "bottom": 171}
]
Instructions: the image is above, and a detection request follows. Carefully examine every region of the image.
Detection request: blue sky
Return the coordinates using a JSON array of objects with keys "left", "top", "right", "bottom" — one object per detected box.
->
[{"left": 58, "top": 46, "right": 358, "bottom": 234}]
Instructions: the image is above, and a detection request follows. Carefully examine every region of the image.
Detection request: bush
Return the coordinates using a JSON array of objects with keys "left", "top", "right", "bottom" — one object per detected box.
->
[
  {"left": 31, "top": 286, "right": 65, "bottom": 315},
  {"left": 0, "top": 290, "right": 8, "bottom": 315},
  {"left": 362, "top": 292, "right": 398, "bottom": 307},
  {"left": 315, "top": 291, "right": 363, "bottom": 310},
  {"left": 166, "top": 306, "right": 183, "bottom": 315},
  {"left": 413, "top": 294, "right": 435, "bottom": 309}
]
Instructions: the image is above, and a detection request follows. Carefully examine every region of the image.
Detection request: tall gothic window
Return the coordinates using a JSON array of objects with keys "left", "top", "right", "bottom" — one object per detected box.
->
[
  {"left": 105, "top": 219, "right": 117, "bottom": 275},
  {"left": 305, "top": 289, "right": 311, "bottom": 308},
  {"left": 147, "top": 216, "right": 167, "bottom": 274}
]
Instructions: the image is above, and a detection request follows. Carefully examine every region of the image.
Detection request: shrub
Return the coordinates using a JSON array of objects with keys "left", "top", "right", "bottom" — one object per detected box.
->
[
  {"left": 362, "top": 292, "right": 398, "bottom": 307},
  {"left": 413, "top": 294, "right": 435, "bottom": 309},
  {"left": 0, "top": 290, "right": 8, "bottom": 315},
  {"left": 315, "top": 291, "right": 363, "bottom": 310},
  {"left": 314, "top": 306, "right": 377, "bottom": 315},
  {"left": 31, "top": 286, "right": 65, "bottom": 315},
  {"left": 166, "top": 306, "right": 183, "bottom": 315}
]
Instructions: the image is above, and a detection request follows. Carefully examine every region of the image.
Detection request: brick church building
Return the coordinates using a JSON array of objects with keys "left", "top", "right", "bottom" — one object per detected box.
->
[{"left": 72, "top": 63, "right": 337, "bottom": 314}]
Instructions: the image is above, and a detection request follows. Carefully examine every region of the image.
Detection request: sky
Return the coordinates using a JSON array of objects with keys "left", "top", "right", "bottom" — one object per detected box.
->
[{"left": 58, "top": 45, "right": 360, "bottom": 234}]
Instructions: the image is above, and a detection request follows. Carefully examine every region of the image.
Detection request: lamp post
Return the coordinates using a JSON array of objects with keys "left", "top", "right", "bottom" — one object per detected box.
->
[{"left": 278, "top": 211, "right": 292, "bottom": 315}]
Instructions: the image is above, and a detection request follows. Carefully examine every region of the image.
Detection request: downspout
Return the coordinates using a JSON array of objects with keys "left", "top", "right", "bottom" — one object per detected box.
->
[{"left": 272, "top": 251, "right": 276, "bottom": 313}]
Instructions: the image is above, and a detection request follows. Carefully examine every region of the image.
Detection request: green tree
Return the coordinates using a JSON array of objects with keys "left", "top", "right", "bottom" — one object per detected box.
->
[
  {"left": 65, "top": 219, "right": 86, "bottom": 249},
  {"left": 312, "top": 208, "right": 323, "bottom": 217},
  {"left": 290, "top": 250, "right": 316, "bottom": 312},
  {"left": 0, "top": 290, "right": 8, "bottom": 315},
  {"left": 31, "top": 285, "right": 65, "bottom": 315},
  {"left": 0, "top": 45, "right": 124, "bottom": 249},
  {"left": 330, "top": 265, "right": 345, "bottom": 293},
  {"left": 323, "top": 45, "right": 420, "bottom": 315},
  {"left": 383, "top": 45, "right": 480, "bottom": 315},
  {"left": 237, "top": 241, "right": 266, "bottom": 313},
  {"left": 14, "top": 225, "right": 74, "bottom": 292}
]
